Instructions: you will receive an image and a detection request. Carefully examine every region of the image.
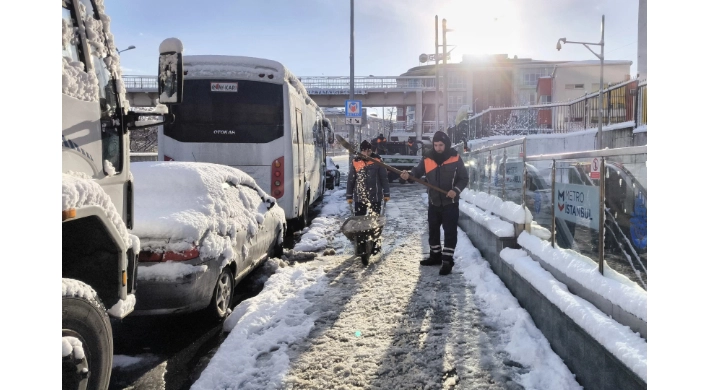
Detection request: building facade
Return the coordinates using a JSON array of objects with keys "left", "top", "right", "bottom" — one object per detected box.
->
[{"left": 398, "top": 54, "right": 632, "bottom": 131}]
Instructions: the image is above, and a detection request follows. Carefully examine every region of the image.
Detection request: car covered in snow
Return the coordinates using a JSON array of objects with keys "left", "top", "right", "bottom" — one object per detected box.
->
[
  {"left": 129, "top": 162, "right": 286, "bottom": 318},
  {"left": 325, "top": 156, "right": 340, "bottom": 189}
]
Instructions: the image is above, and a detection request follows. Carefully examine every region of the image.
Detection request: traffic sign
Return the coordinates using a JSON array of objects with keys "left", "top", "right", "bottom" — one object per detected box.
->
[
  {"left": 345, "top": 100, "right": 362, "bottom": 117},
  {"left": 590, "top": 157, "right": 601, "bottom": 179},
  {"left": 345, "top": 117, "right": 362, "bottom": 125}
]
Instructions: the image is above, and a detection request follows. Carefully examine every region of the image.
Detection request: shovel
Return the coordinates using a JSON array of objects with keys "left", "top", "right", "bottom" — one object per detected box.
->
[{"left": 336, "top": 134, "right": 449, "bottom": 195}]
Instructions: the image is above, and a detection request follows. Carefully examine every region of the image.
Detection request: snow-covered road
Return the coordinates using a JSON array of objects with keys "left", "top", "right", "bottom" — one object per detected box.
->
[{"left": 192, "top": 156, "right": 581, "bottom": 390}]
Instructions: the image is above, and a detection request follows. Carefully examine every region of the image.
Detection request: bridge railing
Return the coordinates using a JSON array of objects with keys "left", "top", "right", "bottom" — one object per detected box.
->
[
  {"left": 123, "top": 75, "right": 159, "bottom": 90},
  {"left": 300, "top": 76, "right": 436, "bottom": 93},
  {"left": 453, "top": 78, "right": 647, "bottom": 141}
]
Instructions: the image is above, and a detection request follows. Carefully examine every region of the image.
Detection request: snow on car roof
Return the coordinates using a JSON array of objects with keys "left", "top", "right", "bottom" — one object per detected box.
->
[{"left": 130, "top": 162, "right": 285, "bottom": 258}]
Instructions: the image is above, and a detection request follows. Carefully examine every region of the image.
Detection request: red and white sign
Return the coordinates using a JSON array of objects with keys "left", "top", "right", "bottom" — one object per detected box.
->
[
  {"left": 211, "top": 82, "right": 238, "bottom": 92},
  {"left": 590, "top": 157, "right": 601, "bottom": 179}
]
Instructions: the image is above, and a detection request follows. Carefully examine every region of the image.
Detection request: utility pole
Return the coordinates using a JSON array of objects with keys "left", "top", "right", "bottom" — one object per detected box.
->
[
  {"left": 434, "top": 15, "right": 439, "bottom": 137},
  {"left": 442, "top": 18, "right": 448, "bottom": 132},
  {"left": 348, "top": 0, "right": 355, "bottom": 166}
]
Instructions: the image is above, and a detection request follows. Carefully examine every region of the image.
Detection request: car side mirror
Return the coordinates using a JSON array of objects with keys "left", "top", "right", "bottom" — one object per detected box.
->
[
  {"left": 158, "top": 38, "right": 184, "bottom": 105},
  {"left": 336, "top": 165, "right": 340, "bottom": 169}
]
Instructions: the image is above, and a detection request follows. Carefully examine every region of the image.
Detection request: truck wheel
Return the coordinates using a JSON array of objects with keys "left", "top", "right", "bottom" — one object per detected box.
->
[
  {"left": 296, "top": 196, "right": 310, "bottom": 230},
  {"left": 62, "top": 285, "right": 113, "bottom": 390},
  {"left": 210, "top": 267, "right": 234, "bottom": 320}
]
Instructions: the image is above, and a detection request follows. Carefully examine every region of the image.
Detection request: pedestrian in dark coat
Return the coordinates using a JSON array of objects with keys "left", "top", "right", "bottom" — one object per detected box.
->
[
  {"left": 400, "top": 131, "right": 468, "bottom": 275},
  {"left": 346, "top": 140, "right": 391, "bottom": 216},
  {"left": 346, "top": 140, "right": 390, "bottom": 255}
]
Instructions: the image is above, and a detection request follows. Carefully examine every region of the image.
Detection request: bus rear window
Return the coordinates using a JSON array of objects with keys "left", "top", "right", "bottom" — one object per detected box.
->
[{"left": 164, "top": 80, "right": 284, "bottom": 143}]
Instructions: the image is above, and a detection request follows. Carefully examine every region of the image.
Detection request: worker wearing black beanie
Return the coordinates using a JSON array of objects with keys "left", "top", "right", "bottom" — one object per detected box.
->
[{"left": 399, "top": 130, "right": 468, "bottom": 275}]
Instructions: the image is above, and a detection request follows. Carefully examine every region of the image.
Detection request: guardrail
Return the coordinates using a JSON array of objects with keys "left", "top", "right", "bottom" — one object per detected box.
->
[{"left": 300, "top": 76, "right": 436, "bottom": 92}]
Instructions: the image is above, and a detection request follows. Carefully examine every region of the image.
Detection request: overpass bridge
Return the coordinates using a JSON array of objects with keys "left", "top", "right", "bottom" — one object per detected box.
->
[{"left": 122, "top": 75, "right": 441, "bottom": 135}]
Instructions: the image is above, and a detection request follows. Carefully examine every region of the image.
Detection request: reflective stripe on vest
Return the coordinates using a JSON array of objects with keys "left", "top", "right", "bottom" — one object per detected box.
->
[{"left": 424, "top": 155, "right": 459, "bottom": 174}]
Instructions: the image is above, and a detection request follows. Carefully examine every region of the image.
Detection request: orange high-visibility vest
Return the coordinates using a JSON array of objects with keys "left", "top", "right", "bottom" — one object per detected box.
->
[
  {"left": 352, "top": 158, "right": 379, "bottom": 172},
  {"left": 424, "top": 155, "right": 459, "bottom": 174}
]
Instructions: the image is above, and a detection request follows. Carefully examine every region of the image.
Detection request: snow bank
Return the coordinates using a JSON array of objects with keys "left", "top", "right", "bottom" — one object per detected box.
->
[
  {"left": 454, "top": 229, "right": 582, "bottom": 390},
  {"left": 192, "top": 265, "right": 328, "bottom": 390},
  {"left": 517, "top": 231, "right": 647, "bottom": 321},
  {"left": 500, "top": 248, "right": 647, "bottom": 382},
  {"left": 460, "top": 189, "right": 530, "bottom": 224}
]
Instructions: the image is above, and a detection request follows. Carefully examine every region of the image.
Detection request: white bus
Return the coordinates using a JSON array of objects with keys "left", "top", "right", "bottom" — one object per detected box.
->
[{"left": 158, "top": 55, "right": 333, "bottom": 229}]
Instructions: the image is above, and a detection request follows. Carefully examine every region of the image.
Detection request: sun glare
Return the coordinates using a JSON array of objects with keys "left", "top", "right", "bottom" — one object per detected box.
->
[{"left": 436, "top": 0, "right": 521, "bottom": 59}]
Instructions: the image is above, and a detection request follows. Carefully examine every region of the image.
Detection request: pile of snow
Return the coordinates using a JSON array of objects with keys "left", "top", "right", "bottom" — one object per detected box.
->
[
  {"left": 293, "top": 217, "right": 341, "bottom": 252},
  {"left": 459, "top": 200, "right": 515, "bottom": 237},
  {"left": 460, "top": 189, "right": 530, "bottom": 224},
  {"left": 62, "top": 336, "right": 85, "bottom": 360},
  {"left": 62, "top": 57, "right": 99, "bottom": 102},
  {"left": 517, "top": 231, "right": 647, "bottom": 321},
  {"left": 191, "top": 264, "right": 328, "bottom": 390},
  {"left": 453, "top": 228, "right": 583, "bottom": 389},
  {"left": 107, "top": 294, "right": 136, "bottom": 318},
  {"left": 500, "top": 248, "right": 647, "bottom": 382},
  {"left": 131, "top": 162, "right": 285, "bottom": 262},
  {"left": 62, "top": 172, "right": 138, "bottom": 252}
]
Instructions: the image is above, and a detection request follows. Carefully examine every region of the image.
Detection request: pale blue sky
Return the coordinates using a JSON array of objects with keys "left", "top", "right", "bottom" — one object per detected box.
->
[{"left": 105, "top": 0, "right": 640, "bottom": 77}]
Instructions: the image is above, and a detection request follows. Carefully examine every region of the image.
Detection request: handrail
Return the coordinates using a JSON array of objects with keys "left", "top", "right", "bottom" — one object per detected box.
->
[{"left": 525, "top": 145, "right": 647, "bottom": 161}]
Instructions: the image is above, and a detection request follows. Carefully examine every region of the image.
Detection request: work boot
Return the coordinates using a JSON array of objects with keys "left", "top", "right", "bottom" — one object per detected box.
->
[
  {"left": 439, "top": 257, "right": 454, "bottom": 275},
  {"left": 420, "top": 252, "right": 442, "bottom": 266}
]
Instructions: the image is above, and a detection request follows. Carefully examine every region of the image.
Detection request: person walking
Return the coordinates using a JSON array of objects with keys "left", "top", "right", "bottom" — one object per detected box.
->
[
  {"left": 346, "top": 140, "right": 391, "bottom": 253},
  {"left": 375, "top": 133, "right": 388, "bottom": 155},
  {"left": 399, "top": 131, "right": 468, "bottom": 275}
]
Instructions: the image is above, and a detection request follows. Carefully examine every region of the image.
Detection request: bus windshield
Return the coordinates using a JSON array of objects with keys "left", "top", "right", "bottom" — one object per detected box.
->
[{"left": 164, "top": 79, "right": 284, "bottom": 143}]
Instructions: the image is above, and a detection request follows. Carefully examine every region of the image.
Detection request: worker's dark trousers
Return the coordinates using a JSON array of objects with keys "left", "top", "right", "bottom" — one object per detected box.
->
[{"left": 428, "top": 203, "right": 459, "bottom": 261}]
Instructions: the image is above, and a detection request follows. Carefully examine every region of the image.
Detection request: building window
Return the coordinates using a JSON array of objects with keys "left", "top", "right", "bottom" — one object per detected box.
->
[
  {"left": 539, "top": 95, "right": 552, "bottom": 104},
  {"left": 447, "top": 92, "right": 465, "bottom": 109},
  {"left": 448, "top": 72, "right": 465, "bottom": 89},
  {"left": 522, "top": 68, "right": 552, "bottom": 87},
  {"left": 565, "top": 84, "right": 585, "bottom": 90}
]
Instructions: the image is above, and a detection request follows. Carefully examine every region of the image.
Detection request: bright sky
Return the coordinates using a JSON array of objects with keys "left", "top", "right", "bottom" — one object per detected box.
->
[{"left": 105, "top": 0, "right": 639, "bottom": 77}]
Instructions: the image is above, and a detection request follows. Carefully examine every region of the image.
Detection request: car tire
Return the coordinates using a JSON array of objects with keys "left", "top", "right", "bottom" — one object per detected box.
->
[
  {"left": 209, "top": 267, "right": 234, "bottom": 320},
  {"left": 272, "top": 225, "right": 285, "bottom": 258},
  {"left": 296, "top": 196, "right": 310, "bottom": 230},
  {"left": 336, "top": 174, "right": 340, "bottom": 187},
  {"left": 62, "top": 282, "right": 113, "bottom": 390}
]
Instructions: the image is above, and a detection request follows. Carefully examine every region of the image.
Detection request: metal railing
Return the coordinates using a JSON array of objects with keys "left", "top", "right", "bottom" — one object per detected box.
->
[
  {"left": 300, "top": 76, "right": 436, "bottom": 92},
  {"left": 457, "top": 79, "right": 647, "bottom": 138},
  {"left": 461, "top": 139, "right": 647, "bottom": 289}
]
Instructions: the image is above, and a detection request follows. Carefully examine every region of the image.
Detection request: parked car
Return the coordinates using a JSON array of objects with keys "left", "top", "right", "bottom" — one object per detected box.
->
[
  {"left": 129, "top": 162, "right": 286, "bottom": 319},
  {"left": 325, "top": 156, "right": 341, "bottom": 189}
]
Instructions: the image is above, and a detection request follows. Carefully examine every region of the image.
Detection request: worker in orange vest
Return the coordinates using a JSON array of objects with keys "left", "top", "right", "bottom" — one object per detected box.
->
[
  {"left": 400, "top": 131, "right": 469, "bottom": 275},
  {"left": 346, "top": 140, "right": 390, "bottom": 255}
]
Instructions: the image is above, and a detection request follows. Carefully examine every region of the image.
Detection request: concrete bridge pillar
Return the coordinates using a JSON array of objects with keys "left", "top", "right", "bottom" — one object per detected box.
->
[{"left": 415, "top": 90, "right": 423, "bottom": 141}]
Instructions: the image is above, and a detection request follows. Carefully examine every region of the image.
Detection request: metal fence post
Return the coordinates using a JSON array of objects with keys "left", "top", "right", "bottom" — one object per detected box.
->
[
  {"left": 551, "top": 160, "right": 556, "bottom": 248},
  {"left": 598, "top": 157, "right": 605, "bottom": 275}
]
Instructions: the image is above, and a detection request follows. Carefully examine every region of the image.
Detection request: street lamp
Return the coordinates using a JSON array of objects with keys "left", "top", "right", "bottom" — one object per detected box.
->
[
  {"left": 117, "top": 45, "right": 136, "bottom": 54},
  {"left": 442, "top": 19, "right": 454, "bottom": 132},
  {"left": 557, "top": 15, "right": 605, "bottom": 150}
]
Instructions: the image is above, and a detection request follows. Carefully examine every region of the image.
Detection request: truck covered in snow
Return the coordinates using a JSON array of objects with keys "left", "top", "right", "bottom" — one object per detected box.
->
[{"left": 62, "top": 1, "right": 184, "bottom": 388}]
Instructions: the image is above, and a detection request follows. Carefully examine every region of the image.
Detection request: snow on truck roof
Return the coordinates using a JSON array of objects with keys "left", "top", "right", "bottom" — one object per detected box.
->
[{"left": 183, "top": 55, "right": 319, "bottom": 113}]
